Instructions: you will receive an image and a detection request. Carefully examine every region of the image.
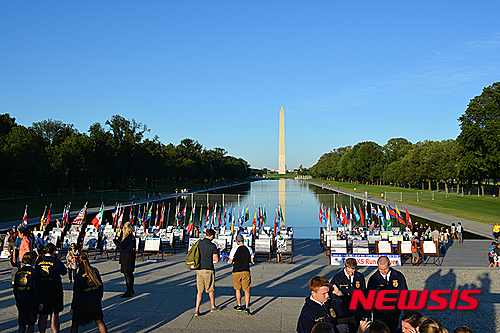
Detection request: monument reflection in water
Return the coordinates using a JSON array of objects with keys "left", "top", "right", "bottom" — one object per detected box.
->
[{"left": 223, "top": 179, "right": 336, "bottom": 239}]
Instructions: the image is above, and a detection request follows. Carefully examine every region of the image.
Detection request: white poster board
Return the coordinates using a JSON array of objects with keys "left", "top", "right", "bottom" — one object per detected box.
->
[
  {"left": 400, "top": 241, "right": 412, "bottom": 254},
  {"left": 255, "top": 238, "right": 271, "bottom": 252},
  {"left": 212, "top": 238, "right": 226, "bottom": 252},
  {"left": 144, "top": 238, "right": 161, "bottom": 252},
  {"left": 352, "top": 240, "right": 369, "bottom": 254},
  {"left": 330, "top": 240, "right": 347, "bottom": 254},
  {"left": 188, "top": 237, "right": 200, "bottom": 251},
  {"left": 83, "top": 232, "right": 98, "bottom": 250},
  {"left": 377, "top": 241, "right": 392, "bottom": 254},
  {"left": 423, "top": 241, "right": 438, "bottom": 254}
]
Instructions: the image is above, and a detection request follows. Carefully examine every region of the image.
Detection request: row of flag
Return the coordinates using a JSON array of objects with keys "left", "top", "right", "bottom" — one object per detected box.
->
[
  {"left": 24, "top": 201, "right": 286, "bottom": 235},
  {"left": 319, "top": 202, "right": 413, "bottom": 231}
]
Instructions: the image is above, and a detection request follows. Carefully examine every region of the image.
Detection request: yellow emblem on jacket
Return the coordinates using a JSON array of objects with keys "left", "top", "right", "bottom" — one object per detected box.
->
[
  {"left": 393, "top": 279, "right": 398, "bottom": 288},
  {"left": 19, "top": 274, "right": 28, "bottom": 286},
  {"left": 329, "top": 308, "right": 336, "bottom": 318},
  {"left": 355, "top": 280, "right": 360, "bottom": 289}
]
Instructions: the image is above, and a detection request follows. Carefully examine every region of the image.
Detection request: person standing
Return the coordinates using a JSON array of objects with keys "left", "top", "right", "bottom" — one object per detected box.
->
[
  {"left": 493, "top": 223, "right": 500, "bottom": 241},
  {"left": 194, "top": 228, "right": 220, "bottom": 317},
  {"left": 13, "top": 252, "right": 43, "bottom": 333},
  {"left": 70, "top": 253, "right": 107, "bottom": 333},
  {"left": 457, "top": 222, "right": 463, "bottom": 244},
  {"left": 113, "top": 222, "right": 136, "bottom": 298},
  {"left": 411, "top": 233, "right": 421, "bottom": 266},
  {"left": 19, "top": 228, "right": 33, "bottom": 266},
  {"left": 228, "top": 234, "right": 254, "bottom": 316},
  {"left": 330, "top": 258, "right": 366, "bottom": 333},
  {"left": 36, "top": 243, "right": 67, "bottom": 333},
  {"left": 367, "top": 256, "right": 408, "bottom": 333},
  {"left": 296, "top": 276, "right": 347, "bottom": 333},
  {"left": 66, "top": 244, "right": 79, "bottom": 283}
]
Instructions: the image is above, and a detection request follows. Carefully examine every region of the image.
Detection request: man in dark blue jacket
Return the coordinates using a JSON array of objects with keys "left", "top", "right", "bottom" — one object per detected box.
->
[
  {"left": 367, "top": 256, "right": 408, "bottom": 333},
  {"left": 297, "top": 276, "right": 347, "bottom": 333},
  {"left": 330, "top": 258, "right": 366, "bottom": 333}
]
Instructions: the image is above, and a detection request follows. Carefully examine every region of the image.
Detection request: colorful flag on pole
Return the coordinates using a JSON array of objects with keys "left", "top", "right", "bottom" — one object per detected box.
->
[
  {"left": 319, "top": 205, "right": 323, "bottom": 224},
  {"left": 252, "top": 208, "right": 257, "bottom": 235},
  {"left": 353, "top": 204, "right": 361, "bottom": 223},
  {"left": 395, "top": 205, "right": 406, "bottom": 226},
  {"left": 405, "top": 206, "right": 413, "bottom": 229},
  {"left": 92, "top": 203, "right": 104, "bottom": 229},
  {"left": 40, "top": 206, "right": 47, "bottom": 230},
  {"left": 359, "top": 204, "right": 365, "bottom": 227},
  {"left": 46, "top": 204, "right": 52, "bottom": 229},
  {"left": 22, "top": 205, "right": 28, "bottom": 227},
  {"left": 72, "top": 203, "right": 87, "bottom": 225}
]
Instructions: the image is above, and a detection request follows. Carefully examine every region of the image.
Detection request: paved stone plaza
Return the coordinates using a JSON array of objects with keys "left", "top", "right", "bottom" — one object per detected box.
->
[{"left": 1, "top": 238, "right": 498, "bottom": 333}]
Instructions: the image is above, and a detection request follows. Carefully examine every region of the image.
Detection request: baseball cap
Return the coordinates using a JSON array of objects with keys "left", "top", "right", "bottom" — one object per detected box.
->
[{"left": 236, "top": 234, "right": 244, "bottom": 242}]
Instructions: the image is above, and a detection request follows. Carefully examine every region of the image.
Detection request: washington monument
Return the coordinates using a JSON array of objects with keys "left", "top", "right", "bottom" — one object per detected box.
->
[{"left": 279, "top": 106, "right": 286, "bottom": 174}]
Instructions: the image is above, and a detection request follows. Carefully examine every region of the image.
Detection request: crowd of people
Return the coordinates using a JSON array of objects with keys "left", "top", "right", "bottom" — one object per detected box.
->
[
  {"left": 297, "top": 256, "right": 475, "bottom": 333},
  {"left": 3, "top": 221, "right": 490, "bottom": 333},
  {"left": 7, "top": 225, "right": 108, "bottom": 333}
]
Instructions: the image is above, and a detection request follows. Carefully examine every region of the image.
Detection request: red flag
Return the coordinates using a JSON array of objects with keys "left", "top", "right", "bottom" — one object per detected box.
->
[
  {"left": 46, "top": 204, "right": 52, "bottom": 228},
  {"left": 359, "top": 204, "right": 365, "bottom": 227},
  {"left": 319, "top": 205, "right": 323, "bottom": 224},
  {"left": 405, "top": 207, "right": 413, "bottom": 229}
]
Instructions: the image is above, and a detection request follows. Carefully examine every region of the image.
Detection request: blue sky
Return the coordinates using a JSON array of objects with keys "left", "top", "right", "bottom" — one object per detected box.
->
[{"left": 1, "top": 1, "right": 499, "bottom": 170}]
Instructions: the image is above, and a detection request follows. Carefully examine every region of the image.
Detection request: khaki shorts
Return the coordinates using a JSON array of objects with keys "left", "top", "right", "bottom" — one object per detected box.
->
[
  {"left": 196, "top": 269, "right": 215, "bottom": 292},
  {"left": 232, "top": 271, "right": 251, "bottom": 292}
]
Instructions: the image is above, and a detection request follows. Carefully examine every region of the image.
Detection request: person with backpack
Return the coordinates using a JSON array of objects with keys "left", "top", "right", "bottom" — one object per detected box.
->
[
  {"left": 228, "top": 233, "right": 254, "bottom": 316},
  {"left": 194, "top": 228, "right": 220, "bottom": 317}
]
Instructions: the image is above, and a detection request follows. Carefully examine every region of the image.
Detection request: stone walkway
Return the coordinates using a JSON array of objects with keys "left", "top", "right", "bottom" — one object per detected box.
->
[{"left": 1, "top": 239, "right": 499, "bottom": 333}]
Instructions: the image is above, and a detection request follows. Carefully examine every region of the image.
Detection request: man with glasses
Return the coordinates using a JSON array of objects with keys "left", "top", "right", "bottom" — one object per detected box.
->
[{"left": 330, "top": 258, "right": 366, "bottom": 333}]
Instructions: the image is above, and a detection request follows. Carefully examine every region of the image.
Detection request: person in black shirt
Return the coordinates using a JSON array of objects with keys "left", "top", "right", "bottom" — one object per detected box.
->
[
  {"left": 330, "top": 258, "right": 366, "bottom": 333},
  {"left": 297, "top": 276, "right": 348, "bottom": 333},
  {"left": 114, "top": 222, "right": 136, "bottom": 298},
  {"left": 367, "top": 256, "right": 408, "bottom": 333},
  {"left": 194, "top": 228, "right": 220, "bottom": 317},
  {"left": 14, "top": 252, "right": 43, "bottom": 333},
  {"left": 228, "top": 233, "right": 254, "bottom": 315},
  {"left": 36, "top": 243, "right": 67, "bottom": 333},
  {"left": 70, "top": 253, "right": 107, "bottom": 333}
]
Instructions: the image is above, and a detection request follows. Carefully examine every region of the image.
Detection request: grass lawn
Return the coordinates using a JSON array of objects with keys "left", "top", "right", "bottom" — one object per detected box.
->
[{"left": 308, "top": 179, "right": 500, "bottom": 226}]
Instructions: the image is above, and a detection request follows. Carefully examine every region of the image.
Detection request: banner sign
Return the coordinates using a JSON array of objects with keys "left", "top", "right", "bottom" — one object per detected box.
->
[{"left": 331, "top": 253, "right": 401, "bottom": 266}]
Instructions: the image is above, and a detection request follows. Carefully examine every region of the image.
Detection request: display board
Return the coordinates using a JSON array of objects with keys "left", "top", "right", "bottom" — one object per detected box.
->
[
  {"left": 367, "top": 235, "right": 381, "bottom": 244},
  {"left": 63, "top": 232, "right": 79, "bottom": 249},
  {"left": 144, "top": 238, "right": 161, "bottom": 252},
  {"left": 331, "top": 253, "right": 401, "bottom": 266},
  {"left": 423, "top": 241, "right": 438, "bottom": 254},
  {"left": 255, "top": 238, "right": 271, "bottom": 252},
  {"left": 83, "top": 231, "right": 98, "bottom": 250},
  {"left": 352, "top": 240, "right": 369, "bottom": 254},
  {"left": 276, "top": 239, "right": 292, "bottom": 253},
  {"left": 376, "top": 241, "right": 392, "bottom": 254},
  {"left": 330, "top": 240, "right": 347, "bottom": 254},
  {"left": 212, "top": 238, "right": 226, "bottom": 252},
  {"left": 102, "top": 230, "right": 116, "bottom": 250},
  {"left": 188, "top": 237, "right": 199, "bottom": 251},
  {"left": 399, "top": 241, "right": 412, "bottom": 254}
]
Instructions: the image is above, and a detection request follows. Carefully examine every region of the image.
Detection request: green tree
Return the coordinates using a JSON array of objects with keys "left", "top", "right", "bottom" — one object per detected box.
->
[{"left": 457, "top": 82, "right": 500, "bottom": 196}]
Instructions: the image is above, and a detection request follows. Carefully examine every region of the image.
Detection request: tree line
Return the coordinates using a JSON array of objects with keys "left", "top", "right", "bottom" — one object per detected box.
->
[
  {"left": 309, "top": 82, "right": 500, "bottom": 196},
  {"left": 0, "top": 114, "right": 251, "bottom": 197}
]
